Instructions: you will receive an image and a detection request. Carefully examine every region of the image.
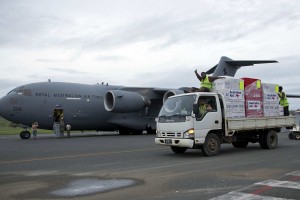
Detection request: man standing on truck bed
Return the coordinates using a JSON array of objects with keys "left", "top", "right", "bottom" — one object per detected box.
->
[
  {"left": 194, "top": 70, "right": 222, "bottom": 92},
  {"left": 278, "top": 86, "right": 289, "bottom": 116}
]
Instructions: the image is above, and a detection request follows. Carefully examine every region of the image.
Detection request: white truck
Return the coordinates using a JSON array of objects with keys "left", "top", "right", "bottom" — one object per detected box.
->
[{"left": 155, "top": 92, "right": 296, "bottom": 156}]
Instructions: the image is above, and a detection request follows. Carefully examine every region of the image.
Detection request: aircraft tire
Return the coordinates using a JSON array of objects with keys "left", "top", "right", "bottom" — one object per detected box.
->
[
  {"left": 288, "top": 132, "right": 294, "bottom": 140},
  {"left": 147, "top": 129, "right": 156, "bottom": 134},
  {"left": 146, "top": 127, "right": 156, "bottom": 134},
  {"left": 20, "top": 131, "right": 31, "bottom": 139},
  {"left": 131, "top": 130, "right": 143, "bottom": 135},
  {"left": 119, "top": 129, "right": 144, "bottom": 135},
  {"left": 232, "top": 141, "right": 249, "bottom": 148},
  {"left": 119, "top": 129, "right": 130, "bottom": 135},
  {"left": 201, "top": 133, "right": 221, "bottom": 157},
  {"left": 259, "top": 130, "right": 278, "bottom": 149},
  {"left": 170, "top": 146, "right": 187, "bottom": 154}
]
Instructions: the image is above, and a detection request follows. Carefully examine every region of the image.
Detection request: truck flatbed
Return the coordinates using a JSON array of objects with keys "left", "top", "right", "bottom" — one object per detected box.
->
[{"left": 226, "top": 116, "right": 295, "bottom": 135}]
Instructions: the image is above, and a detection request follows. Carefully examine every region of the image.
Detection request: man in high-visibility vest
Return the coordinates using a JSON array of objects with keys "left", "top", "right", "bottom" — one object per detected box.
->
[
  {"left": 198, "top": 98, "right": 212, "bottom": 118},
  {"left": 194, "top": 70, "right": 222, "bottom": 92},
  {"left": 278, "top": 86, "right": 289, "bottom": 116}
]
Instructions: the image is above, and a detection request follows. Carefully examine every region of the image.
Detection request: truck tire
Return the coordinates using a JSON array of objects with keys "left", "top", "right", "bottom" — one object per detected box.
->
[
  {"left": 170, "top": 146, "right": 187, "bottom": 154},
  {"left": 288, "top": 132, "right": 294, "bottom": 140},
  {"left": 232, "top": 141, "right": 248, "bottom": 148},
  {"left": 201, "top": 133, "right": 221, "bottom": 156},
  {"left": 259, "top": 130, "right": 278, "bottom": 149},
  {"left": 295, "top": 133, "right": 300, "bottom": 140},
  {"left": 20, "top": 131, "right": 31, "bottom": 139}
]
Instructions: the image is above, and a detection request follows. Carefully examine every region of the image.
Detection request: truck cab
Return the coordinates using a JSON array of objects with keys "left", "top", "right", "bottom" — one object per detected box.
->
[{"left": 155, "top": 92, "right": 224, "bottom": 155}]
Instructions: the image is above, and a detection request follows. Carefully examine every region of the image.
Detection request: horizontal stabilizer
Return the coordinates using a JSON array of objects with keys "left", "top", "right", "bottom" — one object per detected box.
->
[
  {"left": 206, "top": 56, "right": 278, "bottom": 77},
  {"left": 226, "top": 60, "right": 278, "bottom": 66}
]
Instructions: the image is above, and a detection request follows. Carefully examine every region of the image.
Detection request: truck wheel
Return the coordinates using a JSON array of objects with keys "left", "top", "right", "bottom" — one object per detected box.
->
[
  {"left": 232, "top": 141, "right": 248, "bottom": 148},
  {"left": 201, "top": 133, "right": 220, "bottom": 156},
  {"left": 20, "top": 131, "right": 31, "bottom": 139},
  {"left": 295, "top": 133, "right": 300, "bottom": 140},
  {"left": 288, "top": 132, "right": 294, "bottom": 140},
  {"left": 170, "top": 146, "right": 187, "bottom": 154},
  {"left": 259, "top": 130, "right": 278, "bottom": 149}
]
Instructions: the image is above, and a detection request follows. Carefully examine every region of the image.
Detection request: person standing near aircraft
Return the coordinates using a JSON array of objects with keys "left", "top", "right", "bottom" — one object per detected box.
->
[
  {"left": 32, "top": 122, "right": 38, "bottom": 140},
  {"left": 278, "top": 86, "right": 289, "bottom": 116},
  {"left": 194, "top": 70, "right": 222, "bottom": 92},
  {"left": 66, "top": 124, "right": 71, "bottom": 137}
]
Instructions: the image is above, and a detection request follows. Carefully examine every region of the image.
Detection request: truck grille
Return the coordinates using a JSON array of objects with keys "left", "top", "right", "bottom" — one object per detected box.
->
[{"left": 161, "top": 132, "right": 182, "bottom": 138}]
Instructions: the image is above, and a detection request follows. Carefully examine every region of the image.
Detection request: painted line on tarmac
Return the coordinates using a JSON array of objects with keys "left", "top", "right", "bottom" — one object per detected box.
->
[
  {"left": 286, "top": 170, "right": 300, "bottom": 176},
  {"left": 209, "top": 191, "right": 291, "bottom": 200},
  {"left": 209, "top": 170, "right": 300, "bottom": 200},
  {"left": 255, "top": 180, "right": 300, "bottom": 190},
  {"left": 0, "top": 147, "right": 166, "bottom": 164}
]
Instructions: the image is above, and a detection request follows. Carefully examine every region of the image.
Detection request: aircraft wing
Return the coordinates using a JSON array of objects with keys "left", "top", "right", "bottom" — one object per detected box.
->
[{"left": 286, "top": 94, "right": 300, "bottom": 98}]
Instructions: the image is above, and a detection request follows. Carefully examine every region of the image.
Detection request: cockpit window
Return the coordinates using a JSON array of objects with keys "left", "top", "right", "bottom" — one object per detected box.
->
[
  {"left": 7, "top": 86, "right": 32, "bottom": 96},
  {"left": 7, "top": 90, "right": 15, "bottom": 95},
  {"left": 17, "top": 87, "right": 24, "bottom": 95}
]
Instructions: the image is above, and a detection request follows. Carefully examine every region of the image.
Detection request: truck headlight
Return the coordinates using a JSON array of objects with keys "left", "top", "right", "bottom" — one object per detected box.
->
[
  {"left": 183, "top": 128, "right": 195, "bottom": 138},
  {"left": 156, "top": 130, "right": 161, "bottom": 137}
]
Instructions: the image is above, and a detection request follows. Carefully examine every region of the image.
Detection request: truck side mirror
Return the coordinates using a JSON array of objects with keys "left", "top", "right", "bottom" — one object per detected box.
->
[{"left": 193, "top": 104, "right": 199, "bottom": 116}]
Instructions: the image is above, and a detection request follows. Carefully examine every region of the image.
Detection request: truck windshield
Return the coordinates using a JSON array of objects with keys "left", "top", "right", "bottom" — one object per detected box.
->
[{"left": 159, "top": 94, "right": 196, "bottom": 118}]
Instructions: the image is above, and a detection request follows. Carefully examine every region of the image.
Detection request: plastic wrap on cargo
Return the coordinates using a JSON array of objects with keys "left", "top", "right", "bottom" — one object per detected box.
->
[
  {"left": 212, "top": 78, "right": 244, "bottom": 91},
  {"left": 262, "top": 83, "right": 279, "bottom": 93},
  {"left": 213, "top": 78, "right": 246, "bottom": 118},
  {"left": 242, "top": 78, "right": 264, "bottom": 117}
]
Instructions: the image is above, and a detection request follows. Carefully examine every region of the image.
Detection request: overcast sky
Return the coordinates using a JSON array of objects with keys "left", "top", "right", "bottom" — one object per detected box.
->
[{"left": 1, "top": 0, "right": 300, "bottom": 109}]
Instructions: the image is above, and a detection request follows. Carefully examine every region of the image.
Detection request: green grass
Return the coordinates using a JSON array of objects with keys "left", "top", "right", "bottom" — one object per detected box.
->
[{"left": 0, "top": 117, "right": 53, "bottom": 135}]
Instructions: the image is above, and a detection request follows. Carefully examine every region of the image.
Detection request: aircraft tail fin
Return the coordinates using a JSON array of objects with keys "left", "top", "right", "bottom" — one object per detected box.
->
[{"left": 206, "top": 56, "right": 278, "bottom": 77}]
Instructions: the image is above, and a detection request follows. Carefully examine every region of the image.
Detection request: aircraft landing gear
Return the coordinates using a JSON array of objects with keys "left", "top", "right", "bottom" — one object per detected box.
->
[
  {"left": 20, "top": 130, "right": 31, "bottom": 139},
  {"left": 146, "top": 125, "right": 156, "bottom": 134},
  {"left": 119, "top": 128, "right": 143, "bottom": 135}
]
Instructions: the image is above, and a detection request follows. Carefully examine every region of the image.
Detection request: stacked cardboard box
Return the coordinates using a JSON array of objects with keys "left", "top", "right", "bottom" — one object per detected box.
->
[
  {"left": 279, "top": 106, "right": 284, "bottom": 116},
  {"left": 212, "top": 78, "right": 245, "bottom": 118},
  {"left": 241, "top": 78, "right": 264, "bottom": 118},
  {"left": 262, "top": 83, "right": 280, "bottom": 117}
]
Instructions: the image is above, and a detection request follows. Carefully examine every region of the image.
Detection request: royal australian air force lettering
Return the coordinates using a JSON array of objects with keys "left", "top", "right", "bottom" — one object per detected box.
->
[{"left": 34, "top": 92, "right": 104, "bottom": 101}]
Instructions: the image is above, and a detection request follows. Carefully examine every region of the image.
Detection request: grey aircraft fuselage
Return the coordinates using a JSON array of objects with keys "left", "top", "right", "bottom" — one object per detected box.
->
[{"left": 0, "top": 82, "right": 163, "bottom": 133}]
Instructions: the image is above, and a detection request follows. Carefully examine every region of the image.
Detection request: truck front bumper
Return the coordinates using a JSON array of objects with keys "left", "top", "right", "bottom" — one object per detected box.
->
[{"left": 155, "top": 138, "right": 194, "bottom": 148}]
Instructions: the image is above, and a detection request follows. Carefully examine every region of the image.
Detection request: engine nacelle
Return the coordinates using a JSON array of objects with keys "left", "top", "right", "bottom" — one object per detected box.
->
[
  {"left": 163, "top": 90, "right": 184, "bottom": 103},
  {"left": 104, "top": 90, "right": 149, "bottom": 113}
]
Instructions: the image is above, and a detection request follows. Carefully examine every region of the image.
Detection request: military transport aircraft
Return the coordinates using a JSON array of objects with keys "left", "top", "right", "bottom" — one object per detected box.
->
[{"left": 0, "top": 56, "right": 293, "bottom": 139}]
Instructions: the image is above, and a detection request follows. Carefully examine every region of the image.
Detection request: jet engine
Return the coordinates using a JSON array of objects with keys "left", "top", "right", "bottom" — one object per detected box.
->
[
  {"left": 104, "top": 90, "right": 150, "bottom": 113},
  {"left": 163, "top": 90, "right": 184, "bottom": 103}
]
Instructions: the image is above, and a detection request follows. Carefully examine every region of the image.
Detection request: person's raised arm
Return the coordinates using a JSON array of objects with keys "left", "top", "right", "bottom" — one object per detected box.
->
[{"left": 194, "top": 69, "right": 202, "bottom": 81}]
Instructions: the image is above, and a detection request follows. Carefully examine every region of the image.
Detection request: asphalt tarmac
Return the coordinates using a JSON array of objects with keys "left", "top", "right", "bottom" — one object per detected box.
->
[{"left": 0, "top": 131, "right": 299, "bottom": 200}]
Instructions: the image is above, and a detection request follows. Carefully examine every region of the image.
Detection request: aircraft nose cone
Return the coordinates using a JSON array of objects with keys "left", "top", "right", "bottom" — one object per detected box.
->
[
  {"left": 0, "top": 98, "right": 4, "bottom": 116},
  {"left": 0, "top": 96, "right": 8, "bottom": 118}
]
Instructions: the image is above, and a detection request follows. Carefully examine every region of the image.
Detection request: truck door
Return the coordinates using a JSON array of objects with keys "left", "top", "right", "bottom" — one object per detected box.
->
[{"left": 194, "top": 95, "right": 222, "bottom": 138}]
